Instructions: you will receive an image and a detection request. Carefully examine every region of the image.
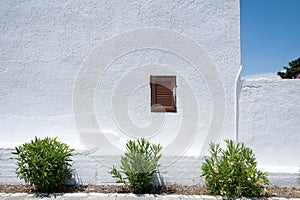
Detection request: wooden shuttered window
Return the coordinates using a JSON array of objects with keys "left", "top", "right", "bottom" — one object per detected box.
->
[{"left": 150, "top": 76, "right": 176, "bottom": 112}]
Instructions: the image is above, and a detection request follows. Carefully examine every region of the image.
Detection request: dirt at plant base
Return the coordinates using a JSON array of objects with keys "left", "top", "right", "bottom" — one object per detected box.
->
[{"left": 0, "top": 184, "right": 299, "bottom": 198}]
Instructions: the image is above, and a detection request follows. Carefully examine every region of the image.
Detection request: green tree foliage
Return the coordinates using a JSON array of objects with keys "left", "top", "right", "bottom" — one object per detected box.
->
[{"left": 277, "top": 58, "right": 300, "bottom": 79}]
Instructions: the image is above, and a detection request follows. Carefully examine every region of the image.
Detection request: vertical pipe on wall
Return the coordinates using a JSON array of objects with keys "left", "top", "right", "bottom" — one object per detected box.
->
[{"left": 235, "top": 65, "right": 242, "bottom": 142}]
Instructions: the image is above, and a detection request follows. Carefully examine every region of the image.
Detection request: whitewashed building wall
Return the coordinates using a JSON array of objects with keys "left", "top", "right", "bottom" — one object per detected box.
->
[
  {"left": 238, "top": 78, "right": 300, "bottom": 173},
  {"left": 0, "top": 0, "right": 299, "bottom": 187},
  {"left": 1, "top": 0, "right": 240, "bottom": 154}
]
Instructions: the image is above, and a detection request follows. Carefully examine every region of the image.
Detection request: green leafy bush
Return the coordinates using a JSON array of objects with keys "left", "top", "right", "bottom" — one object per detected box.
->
[
  {"left": 109, "top": 138, "right": 162, "bottom": 194},
  {"left": 12, "top": 137, "right": 74, "bottom": 192},
  {"left": 201, "top": 140, "right": 270, "bottom": 197},
  {"left": 299, "top": 168, "right": 300, "bottom": 184}
]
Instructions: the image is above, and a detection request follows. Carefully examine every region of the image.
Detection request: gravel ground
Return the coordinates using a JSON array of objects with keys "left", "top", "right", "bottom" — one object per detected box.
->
[{"left": 0, "top": 184, "right": 299, "bottom": 198}]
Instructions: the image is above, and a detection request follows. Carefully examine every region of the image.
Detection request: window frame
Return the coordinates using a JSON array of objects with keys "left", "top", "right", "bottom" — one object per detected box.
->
[{"left": 150, "top": 75, "right": 176, "bottom": 112}]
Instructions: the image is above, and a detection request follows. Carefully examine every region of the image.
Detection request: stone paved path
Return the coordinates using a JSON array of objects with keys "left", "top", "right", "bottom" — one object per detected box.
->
[{"left": 0, "top": 193, "right": 299, "bottom": 200}]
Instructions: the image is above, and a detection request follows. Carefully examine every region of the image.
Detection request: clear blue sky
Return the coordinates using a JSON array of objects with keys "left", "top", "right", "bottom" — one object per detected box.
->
[{"left": 241, "top": 0, "right": 300, "bottom": 76}]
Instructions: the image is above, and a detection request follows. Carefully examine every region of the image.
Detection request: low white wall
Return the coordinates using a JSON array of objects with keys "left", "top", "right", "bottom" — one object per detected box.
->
[
  {"left": 238, "top": 78, "right": 300, "bottom": 172},
  {"left": 1, "top": 148, "right": 299, "bottom": 187}
]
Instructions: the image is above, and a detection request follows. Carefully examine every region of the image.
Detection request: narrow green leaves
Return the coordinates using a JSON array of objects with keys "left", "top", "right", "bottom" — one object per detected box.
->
[
  {"left": 201, "top": 140, "right": 271, "bottom": 198},
  {"left": 11, "top": 136, "right": 74, "bottom": 192},
  {"left": 109, "top": 138, "right": 162, "bottom": 194}
]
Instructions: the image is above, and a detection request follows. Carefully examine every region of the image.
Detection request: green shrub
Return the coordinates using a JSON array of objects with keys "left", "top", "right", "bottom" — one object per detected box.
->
[
  {"left": 299, "top": 168, "right": 300, "bottom": 184},
  {"left": 12, "top": 137, "right": 74, "bottom": 192},
  {"left": 201, "top": 140, "right": 270, "bottom": 197},
  {"left": 109, "top": 138, "right": 162, "bottom": 194}
]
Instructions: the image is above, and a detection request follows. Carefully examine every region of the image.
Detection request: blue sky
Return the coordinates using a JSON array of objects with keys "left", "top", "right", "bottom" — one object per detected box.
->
[{"left": 241, "top": 0, "right": 300, "bottom": 76}]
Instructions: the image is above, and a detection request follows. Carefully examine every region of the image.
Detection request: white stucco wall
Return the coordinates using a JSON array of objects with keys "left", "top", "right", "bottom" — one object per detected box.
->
[
  {"left": 0, "top": 0, "right": 241, "bottom": 157},
  {"left": 1, "top": 0, "right": 299, "bottom": 187},
  {"left": 238, "top": 78, "right": 300, "bottom": 173}
]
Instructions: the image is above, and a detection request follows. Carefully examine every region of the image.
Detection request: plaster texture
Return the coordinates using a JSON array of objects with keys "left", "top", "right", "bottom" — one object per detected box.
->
[
  {"left": 1, "top": 0, "right": 299, "bottom": 187},
  {"left": 0, "top": 0, "right": 240, "bottom": 155},
  {"left": 238, "top": 78, "right": 300, "bottom": 172},
  {"left": 1, "top": 149, "right": 299, "bottom": 187}
]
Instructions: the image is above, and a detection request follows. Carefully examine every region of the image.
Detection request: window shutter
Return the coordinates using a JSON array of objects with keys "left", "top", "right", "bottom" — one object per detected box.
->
[{"left": 151, "top": 76, "right": 176, "bottom": 112}]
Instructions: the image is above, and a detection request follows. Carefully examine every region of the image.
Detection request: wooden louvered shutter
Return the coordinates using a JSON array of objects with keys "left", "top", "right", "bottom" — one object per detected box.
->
[{"left": 150, "top": 76, "right": 176, "bottom": 112}]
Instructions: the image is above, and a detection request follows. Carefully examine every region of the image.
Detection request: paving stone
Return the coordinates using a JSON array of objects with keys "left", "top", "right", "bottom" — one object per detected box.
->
[
  {"left": 87, "top": 193, "right": 116, "bottom": 200},
  {"left": 0, "top": 193, "right": 12, "bottom": 199},
  {"left": 180, "top": 195, "right": 205, "bottom": 200},
  {"left": 198, "top": 195, "right": 222, "bottom": 200},
  {"left": 115, "top": 193, "right": 156, "bottom": 200},
  {"left": 0, "top": 194, "right": 299, "bottom": 200},
  {"left": 156, "top": 194, "right": 181, "bottom": 200},
  {"left": 61, "top": 193, "right": 89, "bottom": 200},
  {"left": 22, "top": 194, "right": 40, "bottom": 200},
  {"left": 269, "top": 198, "right": 288, "bottom": 200}
]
